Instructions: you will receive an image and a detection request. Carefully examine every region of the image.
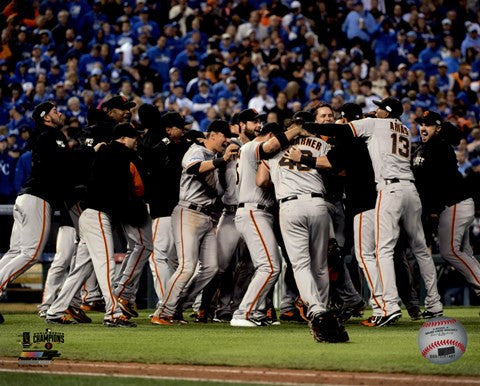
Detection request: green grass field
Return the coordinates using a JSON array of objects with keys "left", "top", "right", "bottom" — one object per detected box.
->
[{"left": 0, "top": 306, "right": 479, "bottom": 376}]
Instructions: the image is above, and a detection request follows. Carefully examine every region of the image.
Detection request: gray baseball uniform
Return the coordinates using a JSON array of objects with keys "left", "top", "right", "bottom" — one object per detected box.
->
[
  {"left": 154, "top": 144, "right": 219, "bottom": 318},
  {"left": 232, "top": 139, "right": 280, "bottom": 323},
  {"left": 265, "top": 136, "right": 330, "bottom": 318},
  {"left": 353, "top": 209, "right": 383, "bottom": 317},
  {"left": 438, "top": 198, "right": 480, "bottom": 296},
  {"left": 349, "top": 118, "right": 442, "bottom": 316},
  {"left": 114, "top": 220, "right": 153, "bottom": 303},
  {"left": 149, "top": 216, "right": 177, "bottom": 305},
  {"left": 0, "top": 194, "right": 52, "bottom": 296},
  {"left": 39, "top": 225, "right": 77, "bottom": 314}
]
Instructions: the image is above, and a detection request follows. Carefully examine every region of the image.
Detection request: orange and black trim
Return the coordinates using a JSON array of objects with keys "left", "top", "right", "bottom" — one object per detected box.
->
[
  {"left": 374, "top": 191, "right": 388, "bottom": 316},
  {"left": 0, "top": 201, "right": 47, "bottom": 292},
  {"left": 97, "top": 212, "right": 117, "bottom": 317},
  {"left": 151, "top": 218, "right": 164, "bottom": 297},
  {"left": 450, "top": 205, "right": 480, "bottom": 286},
  {"left": 117, "top": 227, "right": 146, "bottom": 298},
  {"left": 357, "top": 212, "right": 382, "bottom": 311},
  {"left": 348, "top": 122, "right": 358, "bottom": 137},
  {"left": 246, "top": 210, "right": 275, "bottom": 319}
]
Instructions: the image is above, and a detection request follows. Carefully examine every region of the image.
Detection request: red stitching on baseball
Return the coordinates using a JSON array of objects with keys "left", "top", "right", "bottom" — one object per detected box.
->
[{"left": 422, "top": 318, "right": 457, "bottom": 328}]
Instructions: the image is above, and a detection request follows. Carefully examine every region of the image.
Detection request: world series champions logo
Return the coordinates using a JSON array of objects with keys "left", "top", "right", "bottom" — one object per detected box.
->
[{"left": 18, "top": 328, "right": 64, "bottom": 366}]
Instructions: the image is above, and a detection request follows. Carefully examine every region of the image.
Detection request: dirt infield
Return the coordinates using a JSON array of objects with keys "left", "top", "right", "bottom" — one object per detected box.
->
[{"left": 1, "top": 357, "right": 480, "bottom": 385}]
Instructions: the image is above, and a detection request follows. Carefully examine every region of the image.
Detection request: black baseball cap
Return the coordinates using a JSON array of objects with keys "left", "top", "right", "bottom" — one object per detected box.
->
[
  {"left": 373, "top": 97, "right": 403, "bottom": 118},
  {"left": 238, "top": 108, "right": 260, "bottom": 123},
  {"left": 340, "top": 103, "right": 363, "bottom": 121},
  {"left": 162, "top": 111, "right": 185, "bottom": 129},
  {"left": 415, "top": 110, "right": 443, "bottom": 126},
  {"left": 32, "top": 102, "right": 55, "bottom": 122},
  {"left": 258, "top": 122, "right": 283, "bottom": 136},
  {"left": 101, "top": 95, "right": 136, "bottom": 111},
  {"left": 293, "top": 110, "right": 314, "bottom": 122},
  {"left": 207, "top": 119, "right": 232, "bottom": 137},
  {"left": 112, "top": 122, "right": 143, "bottom": 139}
]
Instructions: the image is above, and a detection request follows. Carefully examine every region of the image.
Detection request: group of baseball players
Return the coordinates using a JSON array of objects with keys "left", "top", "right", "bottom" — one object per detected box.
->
[{"left": 0, "top": 93, "right": 478, "bottom": 343}]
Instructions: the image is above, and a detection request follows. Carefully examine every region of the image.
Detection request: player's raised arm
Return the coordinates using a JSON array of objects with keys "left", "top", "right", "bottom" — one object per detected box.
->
[
  {"left": 185, "top": 121, "right": 239, "bottom": 175},
  {"left": 303, "top": 122, "right": 355, "bottom": 141},
  {"left": 258, "top": 123, "right": 313, "bottom": 159}
]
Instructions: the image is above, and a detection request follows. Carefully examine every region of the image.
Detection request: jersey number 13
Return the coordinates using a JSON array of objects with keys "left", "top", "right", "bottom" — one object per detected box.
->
[{"left": 390, "top": 133, "right": 410, "bottom": 158}]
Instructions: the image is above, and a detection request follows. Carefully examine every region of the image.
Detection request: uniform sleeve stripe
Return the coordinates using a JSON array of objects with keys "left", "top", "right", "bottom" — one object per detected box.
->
[
  {"left": 261, "top": 160, "right": 270, "bottom": 170},
  {"left": 185, "top": 160, "right": 201, "bottom": 170},
  {"left": 349, "top": 122, "right": 358, "bottom": 137}
]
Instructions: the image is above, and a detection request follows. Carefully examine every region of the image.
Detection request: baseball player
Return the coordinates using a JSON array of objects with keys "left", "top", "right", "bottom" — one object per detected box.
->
[
  {"left": 311, "top": 104, "right": 365, "bottom": 321},
  {"left": 194, "top": 122, "right": 249, "bottom": 322},
  {"left": 142, "top": 110, "right": 191, "bottom": 307},
  {"left": 257, "top": 123, "right": 349, "bottom": 342},
  {"left": 292, "top": 97, "right": 444, "bottom": 325},
  {"left": 231, "top": 111, "right": 314, "bottom": 327},
  {"left": 151, "top": 120, "right": 239, "bottom": 325},
  {"left": 287, "top": 103, "right": 383, "bottom": 326},
  {"left": 46, "top": 96, "right": 137, "bottom": 323},
  {"left": 47, "top": 123, "right": 144, "bottom": 327},
  {"left": 412, "top": 111, "right": 480, "bottom": 300},
  {"left": 0, "top": 102, "right": 71, "bottom": 324}
]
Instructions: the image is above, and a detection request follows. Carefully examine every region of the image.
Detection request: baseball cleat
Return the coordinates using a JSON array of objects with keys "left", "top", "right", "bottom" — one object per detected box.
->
[
  {"left": 66, "top": 306, "right": 92, "bottom": 323},
  {"left": 360, "top": 315, "right": 380, "bottom": 327},
  {"left": 407, "top": 306, "right": 422, "bottom": 320},
  {"left": 212, "top": 313, "right": 232, "bottom": 323},
  {"left": 375, "top": 310, "right": 402, "bottom": 327},
  {"left": 422, "top": 310, "right": 443, "bottom": 319},
  {"left": 266, "top": 308, "right": 280, "bottom": 325},
  {"left": 230, "top": 317, "right": 267, "bottom": 327},
  {"left": 279, "top": 310, "right": 307, "bottom": 323},
  {"left": 309, "top": 310, "right": 349, "bottom": 343},
  {"left": 116, "top": 297, "right": 138, "bottom": 318},
  {"left": 294, "top": 296, "right": 309, "bottom": 323},
  {"left": 38, "top": 310, "right": 47, "bottom": 318},
  {"left": 193, "top": 309, "right": 208, "bottom": 323},
  {"left": 47, "top": 315, "right": 77, "bottom": 325},
  {"left": 80, "top": 300, "right": 106, "bottom": 312},
  {"left": 103, "top": 315, "right": 136, "bottom": 327},
  {"left": 151, "top": 315, "right": 176, "bottom": 325}
]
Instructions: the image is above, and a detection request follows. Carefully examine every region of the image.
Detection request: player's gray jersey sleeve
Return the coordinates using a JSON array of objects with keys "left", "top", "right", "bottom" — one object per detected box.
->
[
  {"left": 266, "top": 136, "right": 328, "bottom": 201},
  {"left": 237, "top": 141, "right": 275, "bottom": 207},
  {"left": 351, "top": 118, "right": 415, "bottom": 183},
  {"left": 179, "top": 144, "right": 218, "bottom": 206}
]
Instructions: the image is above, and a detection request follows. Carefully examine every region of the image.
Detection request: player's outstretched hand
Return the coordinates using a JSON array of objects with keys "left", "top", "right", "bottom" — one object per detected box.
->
[
  {"left": 223, "top": 143, "right": 240, "bottom": 162},
  {"left": 284, "top": 146, "right": 302, "bottom": 163}
]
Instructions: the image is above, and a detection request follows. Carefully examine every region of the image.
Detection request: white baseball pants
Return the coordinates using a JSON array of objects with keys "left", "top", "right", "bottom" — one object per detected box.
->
[{"left": 376, "top": 181, "right": 442, "bottom": 315}]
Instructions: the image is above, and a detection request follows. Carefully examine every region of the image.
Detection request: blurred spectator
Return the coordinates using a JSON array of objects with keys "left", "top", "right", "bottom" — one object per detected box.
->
[{"left": 0, "top": 135, "right": 16, "bottom": 203}]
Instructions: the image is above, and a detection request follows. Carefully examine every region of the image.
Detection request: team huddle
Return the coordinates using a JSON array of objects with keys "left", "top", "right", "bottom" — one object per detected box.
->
[{"left": 0, "top": 94, "right": 479, "bottom": 344}]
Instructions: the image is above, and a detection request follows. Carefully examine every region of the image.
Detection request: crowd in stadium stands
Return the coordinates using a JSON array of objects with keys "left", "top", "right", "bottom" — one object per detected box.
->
[{"left": 0, "top": 0, "right": 479, "bottom": 249}]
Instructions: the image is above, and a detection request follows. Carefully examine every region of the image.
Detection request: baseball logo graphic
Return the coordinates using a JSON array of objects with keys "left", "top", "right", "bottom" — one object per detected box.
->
[{"left": 418, "top": 317, "right": 467, "bottom": 364}]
